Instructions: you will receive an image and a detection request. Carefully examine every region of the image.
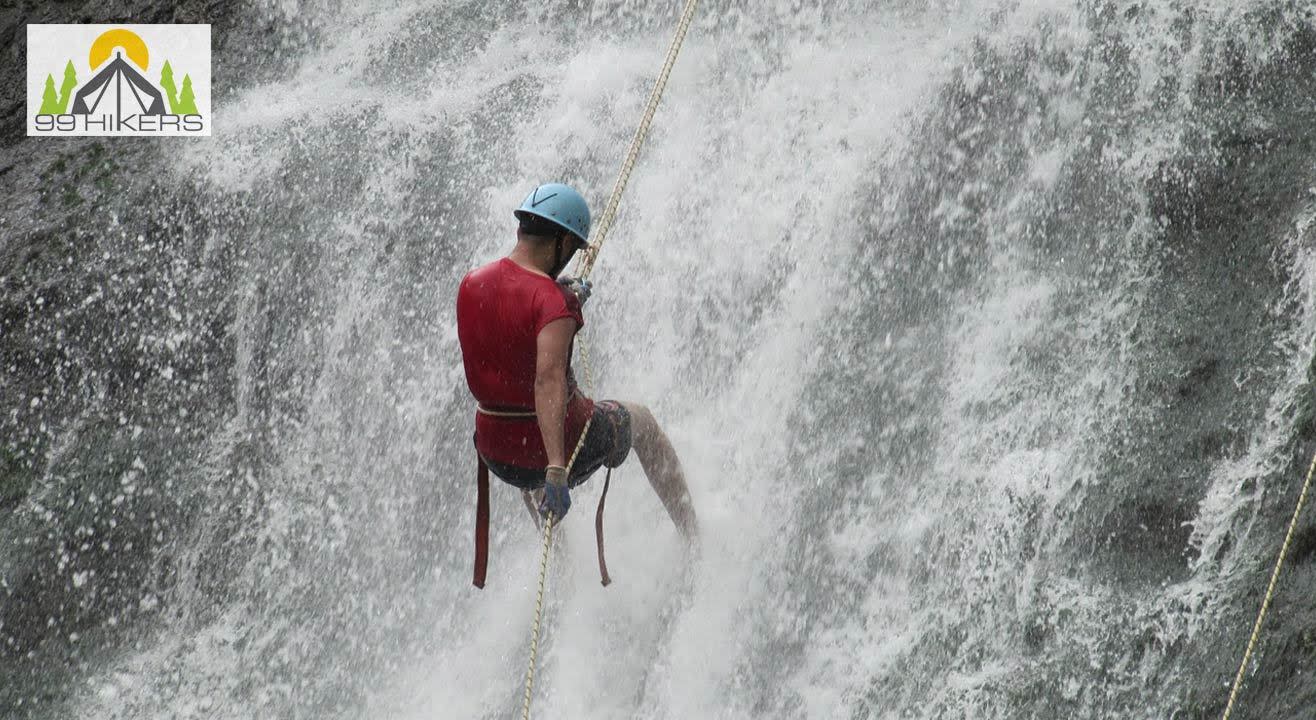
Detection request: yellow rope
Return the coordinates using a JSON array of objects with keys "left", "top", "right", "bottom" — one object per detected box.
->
[
  {"left": 576, "top": 0, "right": 702, "bottom": 281},
  {"left": 520, "top": 514, "right": 555, "bottom": 720},
  {"left": 1220, "top": 443, "right": 1316, "bottom": 720},
  {"left": 520, "top": 2, "right": 701, "bottom": 717}
]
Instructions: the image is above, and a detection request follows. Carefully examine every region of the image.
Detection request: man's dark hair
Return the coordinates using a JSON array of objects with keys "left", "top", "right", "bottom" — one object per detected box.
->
[{"left": 517, "top": 213, "right": 569, "bottom": 241}]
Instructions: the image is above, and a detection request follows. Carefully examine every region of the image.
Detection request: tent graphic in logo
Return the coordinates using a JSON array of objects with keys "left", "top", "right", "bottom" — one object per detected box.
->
[
  {"left": 28, "top": 24, "right": 210, "bottom": 136},
  {"left": 72, "top": 52, "right": 167, "bottom": 117}
]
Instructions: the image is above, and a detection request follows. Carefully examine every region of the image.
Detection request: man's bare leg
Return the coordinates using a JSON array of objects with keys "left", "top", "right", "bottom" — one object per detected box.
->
[
  {"left": 521, "top": 490, "right": 542, "bottom": 527},
  {"left": 621, "top": 402, "right": 698, "bottom": 540}
]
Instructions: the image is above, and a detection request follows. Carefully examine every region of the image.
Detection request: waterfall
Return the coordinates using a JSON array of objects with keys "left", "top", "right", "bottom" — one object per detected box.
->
[{"left": 3, "top": 2, "right": 1315, "bottom": 719}]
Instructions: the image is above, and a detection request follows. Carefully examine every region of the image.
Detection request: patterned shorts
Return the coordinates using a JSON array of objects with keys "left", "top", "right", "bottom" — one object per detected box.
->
[{"left": 483, "top": 400, "right": 633, "bottom": 491}]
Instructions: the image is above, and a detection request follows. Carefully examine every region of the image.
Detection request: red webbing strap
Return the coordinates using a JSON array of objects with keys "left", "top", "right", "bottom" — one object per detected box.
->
[
  {"left": 474, "top": 455, "right": 490, "bottom": 589},
  {"left": 595, "top": 468, "right": 613, "bottom": 587}
]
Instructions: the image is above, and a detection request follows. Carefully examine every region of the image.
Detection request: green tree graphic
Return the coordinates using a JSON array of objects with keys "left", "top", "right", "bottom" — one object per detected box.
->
[
  {"left": 177, "top": 73, "right": 199, "bottom": 115},
  {"left": 160, "top": 60, "right": 180, "bottom": 113},
  {"left": 56, "top": 60, "right": 77, "bottom": 113},
  {"left": 38, "top": 74, "right": 60, "bottom": 114}
]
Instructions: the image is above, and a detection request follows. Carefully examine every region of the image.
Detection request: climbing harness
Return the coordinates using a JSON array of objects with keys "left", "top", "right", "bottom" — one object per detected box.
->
[
  {"left": 470, "top": 399, "right": 614, "bottom": 588},
  {"left": 473, "top": 405, "right": 537, "bottom": 419},
  {"left": 518, "top": 1, "right": 702, "bottom": 718},
  {"left": 473, "top": 457, "right": 490, "bottom": 589},
  {"left": 1219, "top": 443, "right": 1316, "bottom": 720}
]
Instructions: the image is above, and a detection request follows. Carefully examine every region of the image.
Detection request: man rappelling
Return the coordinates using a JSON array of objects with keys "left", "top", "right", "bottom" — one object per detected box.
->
[{"left": 456, "top": 183, "right": 698, "bottom": 587}]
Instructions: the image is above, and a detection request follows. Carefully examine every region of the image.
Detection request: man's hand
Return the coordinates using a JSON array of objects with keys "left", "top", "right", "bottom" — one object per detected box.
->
[
  {"left": 558, "top": 276, "right": 592, "bottom": 306},
  {"left": 540, "top": 465, "right": 571, "bottom": 522}
]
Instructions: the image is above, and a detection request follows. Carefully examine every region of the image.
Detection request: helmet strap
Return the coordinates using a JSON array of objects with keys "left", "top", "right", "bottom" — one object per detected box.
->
[{"left": 550, "top": 236, "right": 566, "bottom": 277}]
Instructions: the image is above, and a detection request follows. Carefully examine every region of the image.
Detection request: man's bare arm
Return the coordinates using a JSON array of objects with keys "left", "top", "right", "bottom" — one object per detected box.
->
[{"left": 534, "top": 317, "right": 576, "bottom": 468}]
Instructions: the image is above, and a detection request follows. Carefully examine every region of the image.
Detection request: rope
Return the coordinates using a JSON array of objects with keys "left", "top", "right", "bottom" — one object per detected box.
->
[
  {"left": 519, "top": 283, "right": 599, "bottom": 720},
  {"left": 1220, "top": 443, "right": 1316, "bottom": 720},
  {"left": 520, "top": 514, "right": 555, "bottom": 720},
  {"left": 576, "top": 0, "right": 702, "bottom": 281},
  {"left": 520, "top": 2, "right": 701, "bottom": 717}
]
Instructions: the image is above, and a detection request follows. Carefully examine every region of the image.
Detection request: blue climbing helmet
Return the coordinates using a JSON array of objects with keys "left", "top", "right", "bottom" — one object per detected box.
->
[{"left": 514, "top": 183, "right": 591, "bottom": 245}]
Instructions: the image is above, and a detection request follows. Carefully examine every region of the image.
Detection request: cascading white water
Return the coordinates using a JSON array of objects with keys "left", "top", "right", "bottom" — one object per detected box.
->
[{"left": 30, "top": 1, "right": 1314, "bottom": 719}]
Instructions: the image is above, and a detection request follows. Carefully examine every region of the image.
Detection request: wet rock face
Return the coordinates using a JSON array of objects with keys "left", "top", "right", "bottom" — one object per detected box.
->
[
  {"left": 770, "top": 8, "right": 1316, "bottom": 720},
  {"left": 0, "top": 3, "right": 253, "bottom": 715},
  {"left": 1, "top": 1, "right": 214, "bottom": 149},
  {"left": 0, "top": 195, "right": 237, "bottom": 715},
  {"left": 0, "top": 1, "right": 397, "bottom": 713}
]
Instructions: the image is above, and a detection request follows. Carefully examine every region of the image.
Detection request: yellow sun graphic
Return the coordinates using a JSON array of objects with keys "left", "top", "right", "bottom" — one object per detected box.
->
[{"left": 89, "top": 28, "right": 149, "bottom": 71}]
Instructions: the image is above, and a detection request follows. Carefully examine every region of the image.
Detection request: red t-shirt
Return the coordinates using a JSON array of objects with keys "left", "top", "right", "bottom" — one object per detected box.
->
[{"left": 456, "top": 258, "right": 594, "bottom": 467}]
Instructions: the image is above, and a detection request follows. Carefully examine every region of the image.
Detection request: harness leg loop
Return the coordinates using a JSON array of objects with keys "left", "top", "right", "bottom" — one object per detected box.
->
[
  {"left": 474, "top": 456, "right": 490, "bottom": 589},
  {"left": 595, "top": 468, "right": 613, "bottom": 586}
]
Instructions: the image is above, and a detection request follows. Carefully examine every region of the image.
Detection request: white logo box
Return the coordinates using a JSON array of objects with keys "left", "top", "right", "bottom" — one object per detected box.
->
[{"left": 27, "top": 24, "right": 211, "bottom": 137}]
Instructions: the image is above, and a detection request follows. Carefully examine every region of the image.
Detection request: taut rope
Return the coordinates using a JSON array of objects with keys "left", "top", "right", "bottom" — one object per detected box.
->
[{"left": 520, "top": 2, "right": 701, "bottom": 718}]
